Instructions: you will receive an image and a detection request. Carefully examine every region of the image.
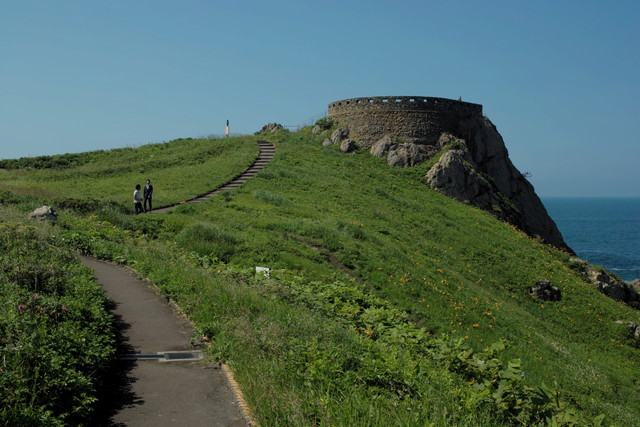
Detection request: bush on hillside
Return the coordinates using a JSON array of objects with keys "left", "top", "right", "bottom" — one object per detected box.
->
[
  {"left": 314, "top": 117, "right": 336, "bottom": 130},
  {"left": 0, "top": 152, "right": 90, "bottom": 170},
  {"left": 0, "top": 222, "right": 115, "bottom": 425}
]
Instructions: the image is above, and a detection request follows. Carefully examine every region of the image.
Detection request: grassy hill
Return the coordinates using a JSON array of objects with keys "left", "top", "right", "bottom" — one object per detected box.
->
[{"left": 1, "top": 129, "right": 639, "bottom": 425}]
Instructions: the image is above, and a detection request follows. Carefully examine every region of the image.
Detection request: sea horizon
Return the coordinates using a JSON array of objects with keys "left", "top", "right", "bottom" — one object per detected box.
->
[{"left": 543, "top": 196, "right": 640, "bottom": 282}]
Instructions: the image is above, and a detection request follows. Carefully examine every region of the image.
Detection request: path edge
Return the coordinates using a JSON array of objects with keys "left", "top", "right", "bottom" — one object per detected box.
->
[{"left": 84, "top": 255, "right": 258, "bottom": 427}]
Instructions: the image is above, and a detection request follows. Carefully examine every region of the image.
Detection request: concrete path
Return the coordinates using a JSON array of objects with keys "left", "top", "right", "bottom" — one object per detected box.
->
[{"left": 82, "top": 256, "right": 247, "bottom": 427}]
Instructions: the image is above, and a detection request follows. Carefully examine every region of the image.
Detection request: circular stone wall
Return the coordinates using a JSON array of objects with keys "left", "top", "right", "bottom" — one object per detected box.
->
[{"left": 327, "top": 96, "right": 483, "bottom": 148}]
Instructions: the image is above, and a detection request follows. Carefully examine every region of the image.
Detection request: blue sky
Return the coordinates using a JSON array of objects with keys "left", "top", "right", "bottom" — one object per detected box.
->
[{"left": 1, "top": 0, "right": 638, "bottom": 197}]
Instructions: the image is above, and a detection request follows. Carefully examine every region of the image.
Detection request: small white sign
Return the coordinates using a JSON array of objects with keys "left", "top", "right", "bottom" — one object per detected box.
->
[{"left": 255, "top": 266, "right": 270, "bottom": 278}]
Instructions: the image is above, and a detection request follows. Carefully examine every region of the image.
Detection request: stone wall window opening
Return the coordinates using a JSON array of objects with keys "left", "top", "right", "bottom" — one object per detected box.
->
[
  {"left": 382, "top": 99, "right": 389, "bottom": 103},
  {"left": 409, "top": 98, "right": 415, "bottom": 102},
  {"left": 369, "top": 99, "right": 375, "bottom": 103}
]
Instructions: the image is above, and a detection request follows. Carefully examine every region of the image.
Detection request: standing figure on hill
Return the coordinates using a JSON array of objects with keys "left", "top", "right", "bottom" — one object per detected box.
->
[
  {"left": 143, "top": 179, "right": 154, "bottom": 212},
  {"left": 133, "top": 184, "right": 143, "bottom": 215}
]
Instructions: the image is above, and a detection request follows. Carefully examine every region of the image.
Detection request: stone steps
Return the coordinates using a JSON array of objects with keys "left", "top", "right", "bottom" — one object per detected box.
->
[{"left": 151, "top": 140, "right": 276, "bottom": 213}]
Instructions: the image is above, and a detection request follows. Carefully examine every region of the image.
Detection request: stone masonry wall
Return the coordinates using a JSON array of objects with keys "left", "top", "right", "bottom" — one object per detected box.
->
[{"left": 328, "top": 96, "right": 483, "bottom": 148}]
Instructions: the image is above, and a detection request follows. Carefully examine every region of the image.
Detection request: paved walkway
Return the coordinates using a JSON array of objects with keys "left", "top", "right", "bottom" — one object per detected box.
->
[
  {"left": 82, "top": 139, "right": 275, "bottom": 424},
  {"left": 82, "top": 256, "right": 247, "bottom": 427}
]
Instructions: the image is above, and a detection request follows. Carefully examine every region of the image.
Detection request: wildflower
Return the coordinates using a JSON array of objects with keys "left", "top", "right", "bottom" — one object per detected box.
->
[
  {"left": 61, "top": 306, "right": 68, "bottom": 312},
  {"left": 18, "top": 305, "right": 26, "bottom": 311},
  {"left": 364, "top": 328, "right": 373, "bottom": 336},
  {"left": 32, "top": 293, "right": 40, "bottom": 299}
]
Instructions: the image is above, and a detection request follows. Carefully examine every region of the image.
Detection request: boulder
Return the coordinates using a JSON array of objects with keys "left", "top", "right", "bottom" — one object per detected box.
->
[
  {"left": 256, "top": 123, "right": 284, "bottom": 134},
  {"left": 340, "top": 138, "right": 358, "bottom": 153},
  {"left": 387, "top": 143, "right": 429, "bottom": 167},
  {"left": 331, "top": 127, "right": 349, "bottom": 144},
  {"left": 370, "top": 135, "right": 394, "bottom": 157},
  {"left": 28, "top": 206, "right": 58, "bottom": 222},
  {"left": 322, "top": 138, "right": 333, "bottom": 146},
  {"left": 529, "top": 279, "right": 561, "bottom": 301},
  {"left": 312, "top": 125, "right": 322, "bottom": 134}
]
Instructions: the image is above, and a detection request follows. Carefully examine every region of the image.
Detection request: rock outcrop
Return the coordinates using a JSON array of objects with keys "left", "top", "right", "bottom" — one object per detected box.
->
[
  {"left": 256, "top": 123, "right": 284, "bottom": 134},
  {"left": 340, "top": 139, "right": 358, "bottom": 153},
  {"left": 28, "top": 206, "right": 58, "bottom": 221},
  {"left": 370, "top": 135, "right": 394, "bottom": 157},
  {"left": 331, "top": 128, "right": 349, "bottom": 144},
  {"left": 387, "top": 143, "right": 431, "bottom": 167},
  {"left": 370, "top": 135, "right": 440, "bottom": 167},
  {"left": 529, "top": 279, "right": 562, "bottom": 301},
  {"left": 426, "top": 116, "right": 571, "bottom": 252},
  {"left": 570, "top": 258, "right": 640, "bottom": 309},
  {"left": 425, "top": 145, "right": 519, "bottom": 224}
]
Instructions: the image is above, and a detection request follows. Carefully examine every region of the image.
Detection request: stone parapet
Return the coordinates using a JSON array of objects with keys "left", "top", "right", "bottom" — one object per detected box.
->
[{"left": 328, "top": 96, "right": 482, "bottom": 148}]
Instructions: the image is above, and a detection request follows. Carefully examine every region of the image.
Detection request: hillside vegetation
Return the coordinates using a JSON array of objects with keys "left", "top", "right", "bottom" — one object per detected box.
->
[{"left": 1, "top": 129, "right": 639, "bottom": 426}]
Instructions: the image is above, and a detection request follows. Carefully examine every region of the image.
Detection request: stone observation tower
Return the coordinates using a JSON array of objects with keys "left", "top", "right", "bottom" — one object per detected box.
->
[{"left": 327, "top": 96, "right": 483, "bottom": 148}]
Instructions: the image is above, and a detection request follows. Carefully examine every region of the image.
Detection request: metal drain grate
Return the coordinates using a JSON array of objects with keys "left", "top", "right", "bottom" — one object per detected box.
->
[
  {"left": 161, "top": 351, "right": 204, "bottom": 362},
  {"left": 119, "top": 350, "right": 204, "bottom": 362}
]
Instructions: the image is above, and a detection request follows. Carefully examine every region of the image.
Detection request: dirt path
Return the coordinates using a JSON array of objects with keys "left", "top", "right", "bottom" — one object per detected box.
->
[{"left": 82, "top": 256, "right": 247, "bottom": 426}]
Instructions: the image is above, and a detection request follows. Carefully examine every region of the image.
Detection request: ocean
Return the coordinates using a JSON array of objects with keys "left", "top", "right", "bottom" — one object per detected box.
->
[{"left": 543, "top": 198, "right": 640, "bottom": 282}]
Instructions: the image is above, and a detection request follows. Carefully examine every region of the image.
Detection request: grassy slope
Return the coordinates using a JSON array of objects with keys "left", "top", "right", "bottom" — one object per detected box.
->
[
  {"left": 173, "top": 129, "right": 640, "bottom": 423},
  {"left": 0, "top": 137, "right": 258, "bottom": 209},
  {"left": 2, "top": 130, "right": 639, "bottom": 424}
]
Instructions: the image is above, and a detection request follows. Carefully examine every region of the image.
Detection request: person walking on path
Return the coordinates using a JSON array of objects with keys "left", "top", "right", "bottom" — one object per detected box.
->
[
  {"left": 143, "top": 179, "right": 154, "bottom": 212},
  {"left": 133, "top": 184, "right": 143, "bottom": 215}
]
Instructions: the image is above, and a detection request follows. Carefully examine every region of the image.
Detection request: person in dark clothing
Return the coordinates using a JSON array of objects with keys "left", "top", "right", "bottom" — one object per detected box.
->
[
  {"left": 143, "top": 179, "right": 154, "bottom": 212},
  {"left": 133, "top": 184, "right": 143, "bottom": 215}
]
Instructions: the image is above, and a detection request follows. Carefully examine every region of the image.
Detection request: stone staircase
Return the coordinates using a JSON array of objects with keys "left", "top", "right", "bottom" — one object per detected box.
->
[{"left": 152, "top": 140, "right": 275, "bottom": 213}]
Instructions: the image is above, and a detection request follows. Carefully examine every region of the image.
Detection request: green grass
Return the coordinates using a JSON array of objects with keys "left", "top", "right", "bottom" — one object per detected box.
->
[
  {"left": 0, "top": 136, "right": 259, "bottom": 210},
  {"left": 1, "top": 129, "right": 639, "bottom": 425}
]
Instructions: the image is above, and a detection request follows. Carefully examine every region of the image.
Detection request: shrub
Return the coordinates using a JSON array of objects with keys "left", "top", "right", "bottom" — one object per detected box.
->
[
  {"left": 314, "top": 117, "right": 336, "bottom": 130},
  {"left": 54, "top": 197, "right": 122, "bottom": 215},
  {"left": 0, "top": 222, "right": 115, "bottom": 425}
]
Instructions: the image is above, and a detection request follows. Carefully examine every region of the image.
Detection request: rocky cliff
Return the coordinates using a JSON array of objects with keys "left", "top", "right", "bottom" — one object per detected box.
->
[
  {"left": 328, "top": 113, "right": 572, "bottom": 252},
  {"left": 427, "top": 115, "right": 572, "bottom": 252}
]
